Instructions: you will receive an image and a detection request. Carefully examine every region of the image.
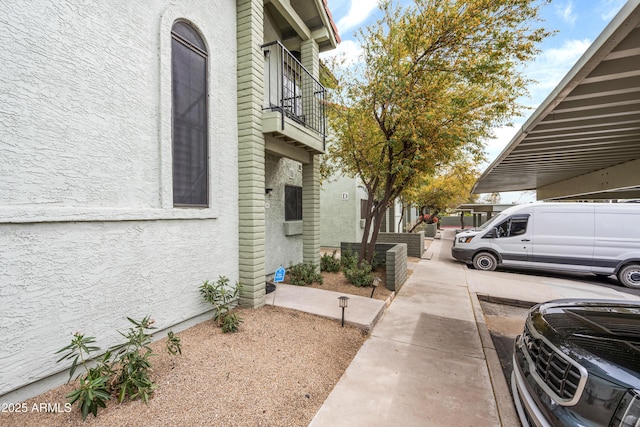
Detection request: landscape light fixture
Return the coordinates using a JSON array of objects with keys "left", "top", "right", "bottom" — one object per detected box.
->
[
  {"left": 370, "top": 276, "right": 381, "bottom": 298},
  {"left": 338, "top": 296, "right": 349, "bottom": 327}
]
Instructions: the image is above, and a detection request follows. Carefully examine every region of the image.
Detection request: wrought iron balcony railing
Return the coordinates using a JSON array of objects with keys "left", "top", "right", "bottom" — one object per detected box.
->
[{"left": 262, "top": 41, "right": 326, "bottom": 143}]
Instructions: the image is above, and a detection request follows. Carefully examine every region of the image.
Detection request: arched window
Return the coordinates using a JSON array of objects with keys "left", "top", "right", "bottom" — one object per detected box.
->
[{"left": 171, "top": 21, "right": 208, "bottom": 207}]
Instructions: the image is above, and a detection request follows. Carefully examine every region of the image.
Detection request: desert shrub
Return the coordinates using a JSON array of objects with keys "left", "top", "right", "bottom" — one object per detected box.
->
[
  {"left": 166, "top": 331, "right": 182, "bottom": 355},
  {"left": 56, "top": 334, "right": 112, "bottom": 420},
  {"left": 56, "top": 316, "right": 181, "bottom": 420},
  {"left": 220, "top": 312, "right": 243, "bottom": 333},
  {"left": 340, "top": 249, "right": 358, "bottom": 271},
  {"left": 320, "top": 250, "right": 341, "bottom": 272},
  {"left": 109, "top": 316, "right": 157, "bottom": 403},
  {"left": 344, "top": 260, "right": 375, "bottom": 287},
  {"left": 370, "top": 251, "right": 385, "bottom": 270},
  {"left": 199, "top": 276, "right": 243, "bottom": 332},
  {"left": 288, "top": 262, "right": 323, "bottom": 286}
]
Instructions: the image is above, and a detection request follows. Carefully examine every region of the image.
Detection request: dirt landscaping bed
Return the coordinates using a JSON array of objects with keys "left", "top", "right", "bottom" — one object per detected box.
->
[
  {"left": 0, "top": 305, "right": 366, "bottom": 427},
  {"left": 2, "top": 260, "right": 423, "bottom": 426}
]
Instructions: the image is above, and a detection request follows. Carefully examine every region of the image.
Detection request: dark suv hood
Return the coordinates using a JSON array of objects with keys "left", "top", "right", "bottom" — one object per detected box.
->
[{"left": 530, "top": 299, "right": 640, "bottom": 388}]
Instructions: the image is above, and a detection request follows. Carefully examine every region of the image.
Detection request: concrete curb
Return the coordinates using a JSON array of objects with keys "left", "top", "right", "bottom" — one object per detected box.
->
[
  {"left": 469, "top": 291, "right": 520, "bottom": 427},
  {"left": 476, "top": 293, "right": 538, "bottom": 309},
  {"left": 364, "top": 291, "right": 395, "bottom": 333}
]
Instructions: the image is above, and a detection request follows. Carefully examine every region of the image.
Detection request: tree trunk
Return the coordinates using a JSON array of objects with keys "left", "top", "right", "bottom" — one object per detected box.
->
[
  {"left": 408, "top": 217, "right": 424, "bottom": 233},
  {"left": 359, "top": 198, "right": 389, "bottom": 265},
  {"left": 358, "top": 198, "right": 375, "bottom": 264},
  {"left": 397, "top": 204, "right": 405, "bottom": 232}
]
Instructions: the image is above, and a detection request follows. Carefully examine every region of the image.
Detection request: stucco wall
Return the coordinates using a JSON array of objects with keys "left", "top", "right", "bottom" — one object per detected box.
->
[
  {"left": 264, "top": 153, "right": 303, "bottom": 274},
  {"left": 320, "top": 175, "right": 367, "bottom": 247},
  {"left": 0, "top": 0, "right": 238, "bottom": 400}
]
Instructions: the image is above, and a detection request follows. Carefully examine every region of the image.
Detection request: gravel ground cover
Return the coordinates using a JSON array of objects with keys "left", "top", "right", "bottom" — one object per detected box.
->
[
  {"left": 2, "top": 256, "right": 420, "bottom": 426},
  {"left": 0, "top": 275, "right": 377, "bottom": 427}
]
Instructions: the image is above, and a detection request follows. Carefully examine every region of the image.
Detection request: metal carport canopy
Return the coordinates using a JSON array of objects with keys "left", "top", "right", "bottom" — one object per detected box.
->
[{"left": 472, "top": 0, "right": 640, "bottom": 201}]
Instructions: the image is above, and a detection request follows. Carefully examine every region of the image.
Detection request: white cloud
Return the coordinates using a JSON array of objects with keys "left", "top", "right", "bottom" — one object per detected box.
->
[
  {"left": 525, "top": 38, "right": 591, "bottom": 100},
  {"left": 598, "top": 0, "right": 627, "bottom": 21},
  {"left": 555, "top": 1, "right": 576, "bottom": 26},
  {"left": 483, "top": 125, "right": 520, "bottom": 164},
  {"left": 336, "top": 0, "right": 380, "bottom": 34},
  {"left": 319, "top": 39, "right": 364, "bottom": 66}
]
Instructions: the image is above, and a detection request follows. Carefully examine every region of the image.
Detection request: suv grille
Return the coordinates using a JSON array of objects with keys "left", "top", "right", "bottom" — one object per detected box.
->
[{"left": 522, "top": 326, "right": 584, "bottom": 402}]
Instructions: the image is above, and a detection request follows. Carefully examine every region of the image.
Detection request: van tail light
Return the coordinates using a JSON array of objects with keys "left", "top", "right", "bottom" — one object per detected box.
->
[
  {"left": 613, "top": 390, "right": 640, "bottom": 427},
  {"left": 458, "top": 236, "right": 474, "bottom": 244}
]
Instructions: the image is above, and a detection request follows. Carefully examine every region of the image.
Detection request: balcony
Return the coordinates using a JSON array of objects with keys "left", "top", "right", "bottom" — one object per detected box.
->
[{"left": 262, "top": 41, "right": 326, "bottom": 157}]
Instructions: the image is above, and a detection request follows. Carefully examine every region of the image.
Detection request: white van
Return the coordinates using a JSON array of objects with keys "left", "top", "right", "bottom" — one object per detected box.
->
[{"left": 451, "top": 203, "right": 640, "bottom": 288}]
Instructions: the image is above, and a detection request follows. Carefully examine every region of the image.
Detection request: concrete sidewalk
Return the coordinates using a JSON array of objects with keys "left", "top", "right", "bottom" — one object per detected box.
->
[
  {"left": 309, "top": 231, "right": 504, "bottom": 427},
  {"left": 269, "top": 229, "right": 640, "bottom": 426},
  {"left": 265, "top": 283, "right": 388, "bottom": 331}
]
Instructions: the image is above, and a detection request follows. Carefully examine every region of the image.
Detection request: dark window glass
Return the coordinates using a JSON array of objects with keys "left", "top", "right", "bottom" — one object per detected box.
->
[
  {"left": 172, "top": 22, "right": 208, "bottom": 206},
  {"left": 285, "top": 185, "right": 303, "bottom": 221},
  {"left": 361, "top": 199, "right": 368, "bottom": 219},
  {"left": 496, "top": 217, "right": 528, "bottom": 238}
]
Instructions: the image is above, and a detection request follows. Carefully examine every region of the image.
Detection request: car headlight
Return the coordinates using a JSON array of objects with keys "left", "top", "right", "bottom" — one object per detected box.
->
[
  {"left": 613, "top": 390, "right": 640, "bottom": 427},
  {"left": 458, "top": 236, "right": 474, "bottom": 244}
]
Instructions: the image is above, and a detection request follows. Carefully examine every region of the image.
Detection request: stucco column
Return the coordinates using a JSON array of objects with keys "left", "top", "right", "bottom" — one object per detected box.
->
[
  {"left": 237, "top": 0, "right": 266, "bottom": 308},
  {"left": 303, "top": 156, "right": 321, "bottom": 268}
]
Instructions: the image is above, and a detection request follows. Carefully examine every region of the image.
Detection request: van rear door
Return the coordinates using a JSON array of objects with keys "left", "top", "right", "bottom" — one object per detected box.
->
[{"left": 531, "top": 205, "right": 595, "bottom": 272}]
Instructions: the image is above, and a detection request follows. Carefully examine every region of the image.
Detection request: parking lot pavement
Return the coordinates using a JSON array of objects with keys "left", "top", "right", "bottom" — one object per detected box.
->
[{"left": 465, "top": 262, "right": 640, "bottom": 304}]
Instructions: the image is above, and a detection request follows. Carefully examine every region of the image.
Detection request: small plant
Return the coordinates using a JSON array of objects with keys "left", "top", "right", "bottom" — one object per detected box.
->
[
  {"left": 199, "top": 276, "right": 243, "bottom": 332},
  {"left": 166, "top": 331, "right": 182, "bottom": 355},
  {"left": 55, "top": 333, "right": 111, "bottom": 420},
  {"left": 340, "top": 249, "right": 359, "bottom": 271},
  {"left": 220, "top": 312, "right": 243, "bottom": 333},
  {"left": 288, "top": 262, "right": 323, "bottom": 286},
  {"left": 370, "top": 251, "right": 385, "bottom": 270},
  {"left": 109, "top": 316, "right": 157, "bottom": 403},
  {"left": 56, "top": 315, "right": 179, "bottom": 420},
  {"left": 320, "top": 250, "right": 341, "bottom": 272},
  {"left": 344, "top": 260, "right": 375, "bottom": 287}
]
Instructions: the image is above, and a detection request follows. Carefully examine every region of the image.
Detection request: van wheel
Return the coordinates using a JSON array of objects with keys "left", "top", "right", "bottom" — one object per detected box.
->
[
  {"left": 473, "top": 252, "right": 497, "bottom": 271},
  {"left": 617, "top": 264, "right": 640, "bottom": 289}
]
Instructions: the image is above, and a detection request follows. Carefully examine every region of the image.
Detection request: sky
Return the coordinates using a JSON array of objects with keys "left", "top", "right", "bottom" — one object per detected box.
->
[{"left": 321, "top": 0, "right": 629, "bottom": 203}]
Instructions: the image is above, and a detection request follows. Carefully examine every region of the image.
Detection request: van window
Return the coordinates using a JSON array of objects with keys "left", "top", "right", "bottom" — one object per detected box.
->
[
  {"left": 495, "top": 217, "right": 528, "bottom": 238},
  {"left": 478, "top": 213, "right": 505, "bottom": 230}
]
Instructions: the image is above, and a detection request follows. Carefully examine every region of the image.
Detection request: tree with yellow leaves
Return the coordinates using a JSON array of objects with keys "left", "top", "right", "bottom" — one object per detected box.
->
[
  {"left": 404, "top": 158, "right": 479, "bottom": 232},
  {"left": 326, "top": 0, "right": 551, "bottom": 263}
]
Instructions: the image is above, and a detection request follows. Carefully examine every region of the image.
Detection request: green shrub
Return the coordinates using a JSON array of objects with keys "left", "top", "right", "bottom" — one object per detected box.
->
[
  {"left": 55, "top": 333, "right": 111, "bottom": 420},
  {"left": 166, "top": 331, "right": 182, "bottom": 355},
  {"left": 344, "top": 260, "right": 375, "bottom": 287},
  {"left": 220, "top": 312, "right": 243, "bottom": 333},
  {"left": 199, "top": 276, "right": 243, "bottom": 331},
  {"left": 340, "top": 249, "right": 358, "bottom": 271},
  {"left": 288, "top": 262, "right": 323, "bottom": 286},
  {"left": 370, "top": 251, "right": 385, "bottom": 270},
  {"left": 320, "top": 250, "right": 341, "bottom": 272},
  {"left": 56, "top": 315, "right": 178, "bottom": 420},
  {"left": 109, "top": 316, "right": 157, "bottom": 403}
]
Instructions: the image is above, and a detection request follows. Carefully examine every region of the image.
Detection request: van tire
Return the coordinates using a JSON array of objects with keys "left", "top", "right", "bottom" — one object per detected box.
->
[
  {"left": 473, "top": 252, "right": 498, "bottom": 271},
  {"left": 617, "top": 264, "right": 640, "bottom": 289}
]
